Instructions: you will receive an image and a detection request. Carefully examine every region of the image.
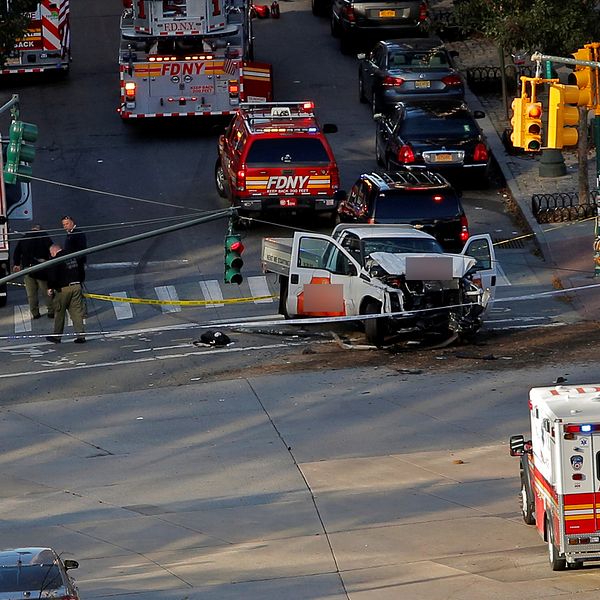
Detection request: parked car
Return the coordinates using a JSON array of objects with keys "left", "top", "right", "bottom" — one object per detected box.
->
[
  {"left": 374, "top": 99, "right": 490, "bottom": 185},
  {"left": 330, "top": 0, "right": 429, "bottom": 54},
  {"left": 358, "top": 37, "right": 463, "bottom": 114},
  {"left": 0, "top": 547, "right": 80, "bottom": 599},
  {"left": 336, "top": 169, "right": 469, "bottom": 251}
]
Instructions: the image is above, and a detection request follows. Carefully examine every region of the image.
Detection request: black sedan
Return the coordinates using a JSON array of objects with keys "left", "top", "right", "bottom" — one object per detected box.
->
[
  {"left": 374, "top": 100, "right": 490, "bottom": 184},
  {"left": 359, "top": 38, "right": 463, "bottom": 114}
]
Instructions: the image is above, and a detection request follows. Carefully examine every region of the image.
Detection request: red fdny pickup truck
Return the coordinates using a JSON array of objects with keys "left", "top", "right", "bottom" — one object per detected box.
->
[{"left": 215, "top": 101, "right": 340, "bottom": 223}]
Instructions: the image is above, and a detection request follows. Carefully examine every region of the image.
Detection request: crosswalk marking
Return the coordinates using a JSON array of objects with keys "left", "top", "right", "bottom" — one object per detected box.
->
[
  {"left": 14, "top": 306, "right": 31, "bottom": 333},
  {"left": 248, "top": 276, "right": 272, "bottom": 304},
  {"left": 111, "top": 292, "right": 134, "bottom": 320},
  {"left": 199, "top": 280, "right": 224, "bottom": 308},
  {"left": 155, "top": 285, "right": 181, "bottom": 313}
]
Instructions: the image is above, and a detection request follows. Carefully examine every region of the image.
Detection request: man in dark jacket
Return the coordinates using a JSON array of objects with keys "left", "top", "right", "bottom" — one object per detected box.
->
[
  {"left": 61, "top": 215, "right": 87, "bottom": 282},
  {"left": 45, "top": 243, "right": 86, "bottom": 344},
  {"left": 12, "top": 224, "right": 54, "bottom": 319}
]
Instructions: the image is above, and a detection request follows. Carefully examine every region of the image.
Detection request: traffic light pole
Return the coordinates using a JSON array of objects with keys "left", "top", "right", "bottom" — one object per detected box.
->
[
  {"left": 0, "top": 208, "right": 235, "bottom": 287},
  {"left": 531, "top": 50, "right": 600, "bottom": 276},
  {"left": 0, "top": 94, "right": 19, "bottom": 119}
]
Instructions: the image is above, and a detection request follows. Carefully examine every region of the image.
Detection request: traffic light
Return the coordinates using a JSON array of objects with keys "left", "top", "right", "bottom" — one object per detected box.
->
[
  {"left": 523, "top": 101, "right": 542, "bottom": 151},
  {"left": 224, "top": 233, "right": 244, "bottom": 284},
  {"left": 510, "top": 96, "right": 525, "bottom": 148},
  {"left": 569, "top": 48, "right": 595, "bottom": 108},
  {"left": 3, "top": 120, "right": 38, "bottom": 185},
  {"left": 547, "top": 83, "right": 580, "bottom": 149}
]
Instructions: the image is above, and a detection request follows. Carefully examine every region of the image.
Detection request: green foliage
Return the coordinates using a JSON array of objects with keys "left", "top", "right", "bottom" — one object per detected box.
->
[
  {"left": 454, "top": 0, "right": 600, "bottom": 55},
  {"left": 0, "top": 0, "right": 40, "bottom": 68}
]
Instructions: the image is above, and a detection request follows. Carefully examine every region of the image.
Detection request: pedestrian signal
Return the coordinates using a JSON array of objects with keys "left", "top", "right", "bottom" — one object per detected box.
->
[
  {"left": 224, "top": 234, "right": 244, "bottom": 284},
  {"left": 547, "top": 83, "right": 580, "bottom": 149}
]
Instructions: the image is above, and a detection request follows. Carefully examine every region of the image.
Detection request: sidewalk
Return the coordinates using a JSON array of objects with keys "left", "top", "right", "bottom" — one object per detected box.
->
[{"left": 441, "top": 31, "right": 600, "bottom": 321}]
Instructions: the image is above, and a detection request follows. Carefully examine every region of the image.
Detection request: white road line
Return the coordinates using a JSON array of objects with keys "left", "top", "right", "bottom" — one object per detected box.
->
[
  {"left": 155, "top": 285, "right": 181, "bottom": 313},
  {"left": 0, "top": 341, "right": 316, "bottom": 379},
  {"left": 14, "top": 305, "right": 31, "bottom": 333},
  {"left": 111, "top": 291, "right": 134, "bottom": 320},
  {"left": 199, "top": 280, "right": 224, "bottom": 308},
  {"left": 88, "top": 260, "right": 189, "bottom": 269},
  {"left": 496, "top": 263, "right": 511, "bottom": 286},
  {"left": 248, "top": 275, "right": 273, "bottom": 304}
]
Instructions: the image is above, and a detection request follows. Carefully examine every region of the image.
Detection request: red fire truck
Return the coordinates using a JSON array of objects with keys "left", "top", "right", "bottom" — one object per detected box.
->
[
  {"left": 510, "top": 384, "right": 600, "bottom": 570},
  {"left": 1, "top": 0, "right": 71, "bottom": 76},
  {"left": 118, "top": 0, "right": 273, "bottom": 119}
]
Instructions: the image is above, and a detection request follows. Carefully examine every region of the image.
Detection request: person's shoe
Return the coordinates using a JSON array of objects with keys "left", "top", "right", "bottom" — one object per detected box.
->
[
  {"left": 46, "top": 336, "right": 61, "bottom": 344},
  {"left": 74, "top": 337, "right": 86, "bottom": 344},
  {"left": 31, "top": 313, "right": 41, "bottom": 320},
  {"left": 47, "top": 313, "right": 54, "bottom": 319}
]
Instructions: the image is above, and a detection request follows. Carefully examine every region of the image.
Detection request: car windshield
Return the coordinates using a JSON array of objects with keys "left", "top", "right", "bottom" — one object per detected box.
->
[
  {"left": 389, "top": 51, "right": 448, "bottom": 69},
  {"left": 245, "top": 139, "right": 330, "bottom": 164},
  {"left": 362, "top": 237, "right": 444, "bottom": 257},
  {"left": 0, "top": 565, "right": 63, "bottom": 592},
  {"left": 374, "top": 191, "right": 462, "bottom": 220},
  {"left": 400, "top": 113, "right": 476, "bottom": 139}
]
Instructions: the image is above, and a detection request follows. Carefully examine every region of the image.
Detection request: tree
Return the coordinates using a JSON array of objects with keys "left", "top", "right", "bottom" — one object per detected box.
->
[
  {"left": 455, "top": 0, "right": 600, "bottom": 204},
  {"left": 0, "top": 0, "right": 40, "bottom": 69},
  {"left": 454, "top": 0, "right": 600, "bottom": 56}
]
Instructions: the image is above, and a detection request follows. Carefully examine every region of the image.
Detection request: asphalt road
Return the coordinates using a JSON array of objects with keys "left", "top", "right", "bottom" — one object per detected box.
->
[{"left": 0, "top": 2, "right": 596, "bottom": 597}]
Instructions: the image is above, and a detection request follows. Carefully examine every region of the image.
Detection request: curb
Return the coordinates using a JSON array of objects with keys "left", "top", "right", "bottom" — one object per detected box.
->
[{"left": 464, "top": 88, "right": 555, "bottom": 266}]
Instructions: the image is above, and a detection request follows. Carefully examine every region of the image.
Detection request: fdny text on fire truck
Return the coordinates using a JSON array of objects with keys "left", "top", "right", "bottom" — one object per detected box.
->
[{"left": 118, "top": 0, "right": 273, "bottom": 119}]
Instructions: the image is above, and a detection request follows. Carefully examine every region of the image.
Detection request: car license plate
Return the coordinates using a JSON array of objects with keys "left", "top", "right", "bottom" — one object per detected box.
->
[
  {"left": 379, "top": 9, "right": 395, "bottom": 17},
  {"left": 415, "top": 80, "right": 430, "bottom": 89},
  {"left": 280, "top": 198, "right": 297, "bottom": 207},
  {"left": 434, "top": 153, "right": 453, "bottom": 162}
]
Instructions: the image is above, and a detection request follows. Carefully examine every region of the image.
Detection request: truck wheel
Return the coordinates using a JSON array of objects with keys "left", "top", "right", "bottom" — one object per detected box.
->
[
  {"left": 520, "top": 475, "right": 535, "bottom": 525},
  {"left": 215, "top": 159, "right": 228, "bottom": 199},
  {"left": 363, "top": 301, "right": 386, "bottom": 346},
  {"left": 279, "top": 276, "right": 290, "bottom": 318},
  {"left": 547, "top": 518, "right": 567, "bottom": 571},
  {"left": 330, "top": 14, "right": 340, "bottom": 37}
]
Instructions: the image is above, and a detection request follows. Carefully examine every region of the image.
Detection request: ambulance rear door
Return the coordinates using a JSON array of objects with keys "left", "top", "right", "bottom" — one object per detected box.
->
[{"left": 559, "top": 423, "right": 600, "bottom": 535}]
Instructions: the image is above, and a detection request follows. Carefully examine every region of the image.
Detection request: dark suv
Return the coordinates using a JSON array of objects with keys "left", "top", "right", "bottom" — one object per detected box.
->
[
  {"left": 330, "top": 0, "right": 428, "bottom": 54},
  {"left": 336, "top": 169, "right": 468, "bottom": 251}
]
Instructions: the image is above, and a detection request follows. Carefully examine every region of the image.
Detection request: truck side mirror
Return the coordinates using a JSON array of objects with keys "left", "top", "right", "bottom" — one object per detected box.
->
[
  {"left": 509, "top": 434, "right": 525, "bottom": 456},
  {"left": 323, "top": 123, "right": 338, "bottom": 134}
]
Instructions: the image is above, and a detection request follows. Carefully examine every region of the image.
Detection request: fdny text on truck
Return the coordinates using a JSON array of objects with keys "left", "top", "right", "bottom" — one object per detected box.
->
[
  {"left": 510, "top": 384, "right": 600, "bottom": 571},
  {"left": 118, "top": 0, "right": 273, "bottom": 119},
  {"left": 1, "top": 0, "right": 71, "bottom": 76}
]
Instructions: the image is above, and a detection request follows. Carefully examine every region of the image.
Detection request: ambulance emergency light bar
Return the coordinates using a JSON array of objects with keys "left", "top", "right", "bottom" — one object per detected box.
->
[
  {"left": 241, "top": 101, "right": 316, "bottom": 122},
  {"left": 564, "top": 424, "right": 600, "bottom": 433}
]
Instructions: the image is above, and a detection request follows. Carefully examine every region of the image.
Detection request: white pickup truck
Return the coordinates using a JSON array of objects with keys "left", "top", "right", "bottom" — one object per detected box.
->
[{"left": 261, "top": 224, "right": 497, "bottom": 344}]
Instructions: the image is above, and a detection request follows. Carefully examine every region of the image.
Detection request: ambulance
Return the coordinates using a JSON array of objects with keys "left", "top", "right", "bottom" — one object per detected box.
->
[{"left": 510, "top": 384, "right": 600, "bottom": 570}]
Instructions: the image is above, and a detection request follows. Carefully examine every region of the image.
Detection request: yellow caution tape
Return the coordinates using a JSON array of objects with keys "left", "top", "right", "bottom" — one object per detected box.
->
[{"left": 83, "top": 292, "right": 278, "bottom": 306}]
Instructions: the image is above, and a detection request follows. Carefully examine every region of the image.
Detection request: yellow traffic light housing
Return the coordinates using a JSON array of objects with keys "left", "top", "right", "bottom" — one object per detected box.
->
[
  {"left": 570, "top": 47, "right": 595, "bottom": 107},
  {"left": 523, "top": 101, "right": 542, "bottom": 151},
  {"left": 547, "top": 83, "right": 580, "bottom": 148},
  {"left": 510, "top": 96, "right": 525, "bottom": 148}
]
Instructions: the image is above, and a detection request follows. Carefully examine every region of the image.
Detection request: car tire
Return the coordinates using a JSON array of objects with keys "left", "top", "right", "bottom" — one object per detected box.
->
[
  {"left": 363, "top": 300, "right": 386, "bottom": 346},
  {"left": 311, "top": 0, "right": 326, "bottom": 16},
  {"left": 358, "top": 75, "right": 367, "bottom": 104},
  {"left": 375, "top": 138, "right": 385, "bottom": 167},
  {"left": 547, "top": 518, "right": 567, "bottom": 571},
  {"left": 520, "top": 474, "right": 535, "bottom": 525},
  {"left": 371, "top": 90, "right": 381, "bottom": 115},
  {"left": 330, "top": 14, "right": 340, "bottom": 37},
  {"left": 215, "top": 159, "right": 228, "bottom": 199}
]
